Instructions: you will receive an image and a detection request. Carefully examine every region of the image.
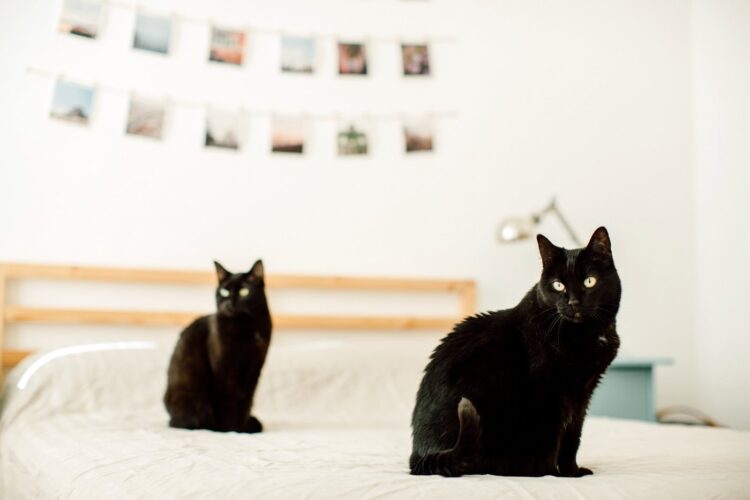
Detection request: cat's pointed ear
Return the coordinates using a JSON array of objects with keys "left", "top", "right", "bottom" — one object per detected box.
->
[
  {"left": 587, "top": 226, "right": 612, "bottom": 258},
  {"left": 214, "top": 261, "right": 230, "bottom": 283},
  {"left": 536, "top": 234, "right": 562, "bottom": 268},
  {"left": 248, "top": 259, "right": 264, "bottom": 280}
]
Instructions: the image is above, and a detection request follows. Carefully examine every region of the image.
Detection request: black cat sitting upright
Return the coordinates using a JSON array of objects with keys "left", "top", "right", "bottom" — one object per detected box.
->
[
  {"left": 164, "top": 260, "right": 272, "bottom": 433},
  {"left": 410, "top": 227, "right": 621, "bottom": 477}
]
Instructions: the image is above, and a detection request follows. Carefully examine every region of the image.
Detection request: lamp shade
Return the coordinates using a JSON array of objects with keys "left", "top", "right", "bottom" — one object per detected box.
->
[
  {"left": 496, "top": 198, "right": 582, "bottom": 246},
  {"left": 497, "top": 216, "right": 536, "bottom": 243}
]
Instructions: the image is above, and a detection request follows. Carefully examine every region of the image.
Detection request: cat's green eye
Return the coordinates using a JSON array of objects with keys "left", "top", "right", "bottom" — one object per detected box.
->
[
  {"left": 219, "top": 288, "right": 230, "bottom": 298},
  {"left": 552, "top": 281, "right": 565, "bottom": 292},
  {"left": 239, "top": 288, "right": 250, "bottom": 297},
  {"left": 584, "top": 276, "right": 598, "bottom": 288}
]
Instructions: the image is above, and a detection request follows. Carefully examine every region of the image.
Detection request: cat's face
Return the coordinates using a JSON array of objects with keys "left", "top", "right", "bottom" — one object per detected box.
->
[
  {"left": 536, "top": 227, "right": 621, "bottom": 324},
  {"left": 213, "top": 260, "right": 266, "bottom": 317}
]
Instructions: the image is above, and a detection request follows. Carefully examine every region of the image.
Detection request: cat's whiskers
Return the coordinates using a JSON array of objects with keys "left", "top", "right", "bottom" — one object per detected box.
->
[
  {"left": 528, "top": 307, "right": 559, "bottom": 338},
  {"left": 530, "top": 306, "right": 557, "bottom": 322},
  {"left": 556, "top": 315, "right": 565, "bottom": 350},
  {"left": 590, "top": 304, "right": 618, "bottom": 324},
  {"left": 543, "top": 313, "right": 564, "bottom": 352}
]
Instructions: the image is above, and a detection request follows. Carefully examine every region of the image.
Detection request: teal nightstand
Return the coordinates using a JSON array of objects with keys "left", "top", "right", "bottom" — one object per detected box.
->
[{"left": 588, "top": 357, "right": 672, "bottom": 422}]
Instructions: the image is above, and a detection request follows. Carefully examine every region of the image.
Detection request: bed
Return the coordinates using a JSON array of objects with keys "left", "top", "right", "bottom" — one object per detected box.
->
[{"left": 1, "top": 264, "right": 749, "bottom": 499}]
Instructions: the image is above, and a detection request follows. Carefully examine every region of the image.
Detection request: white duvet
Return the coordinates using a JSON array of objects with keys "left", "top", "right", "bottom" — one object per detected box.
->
[{"left": 2, "top": 337, "right": 749, "bottom": 499}]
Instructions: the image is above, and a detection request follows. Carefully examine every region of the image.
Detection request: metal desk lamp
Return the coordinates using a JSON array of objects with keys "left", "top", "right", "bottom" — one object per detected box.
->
[{"left": 497, "top": 198, "right": 582, "bottom": 246}]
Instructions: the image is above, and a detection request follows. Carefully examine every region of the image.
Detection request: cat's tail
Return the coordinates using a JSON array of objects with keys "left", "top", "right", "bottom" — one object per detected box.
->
[{"left": 410, "top": 397, "right": 482, "bottom": 477}]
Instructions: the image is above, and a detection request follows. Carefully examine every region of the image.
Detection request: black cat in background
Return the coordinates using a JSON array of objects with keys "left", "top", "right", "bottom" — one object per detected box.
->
[
  {"left": 410, "top": 227, "right": 621, "bottom": 477},
  {"left": 164, "top": 260, "right": 272, "bottom": 433}
]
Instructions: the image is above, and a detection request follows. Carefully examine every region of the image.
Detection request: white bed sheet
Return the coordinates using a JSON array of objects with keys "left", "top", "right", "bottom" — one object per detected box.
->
[
  {"left": 2, "top": 338, "right": 749, "bottom": 499},
  {"left": 4, "top": 414, "right": 750, "bottom": 499}
]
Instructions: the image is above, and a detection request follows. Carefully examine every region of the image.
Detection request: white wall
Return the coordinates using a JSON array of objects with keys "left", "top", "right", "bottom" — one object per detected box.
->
[
  {"left": 0, "top": 1, "right": 697, "bottom": 411},
  {"left": 692, "top": 0, "right": 750, "bottom": 429}
]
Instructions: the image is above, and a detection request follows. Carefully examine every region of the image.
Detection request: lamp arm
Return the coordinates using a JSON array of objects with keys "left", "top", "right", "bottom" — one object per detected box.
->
[{"left": 549, "top": 203, "right": 583, "bottom": 247}]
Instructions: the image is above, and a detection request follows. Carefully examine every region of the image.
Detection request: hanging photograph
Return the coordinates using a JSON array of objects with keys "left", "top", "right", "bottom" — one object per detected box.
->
[
  {"left": 337, "top": 118, "right": 370, "bottom": 156},
  {"left": 281, "top": 36, "right": 316, "bottom": 74},
  {"left": 209, "top": 27, "right": 246, "bottom": 65},
  {"left": 58, "top": 0, "right": 102, "bottom": 39},
  {"left": 50, "top": 80, "right": 95, "bottom": 125},
  {"left": 205, "top": 109, "right": 243, "bottom": 150},
  {"left": 403, "top": 115, "right": 434, "bottom": 153},
  {"left": 338, "top": 42, "right": 367, "bottom": 75},
  {"left": 402, "top": 44, "right": 430, "bottom": 76},
  {"left": 126, "top": 97, "right": 166, "bottom": 140},
  {"left": 271, "top": 116, "right": 307, "bottom": 154},
  {"left": 133, "top": 13, "right": 172, "bottom": 54}
]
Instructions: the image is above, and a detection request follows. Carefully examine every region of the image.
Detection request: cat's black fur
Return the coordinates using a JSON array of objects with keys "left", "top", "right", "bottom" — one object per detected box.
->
[
  {"left": 410, "top": 227, "right": 621, "bottom": 477},
  {"left": 164, "top": 260, "right": 272, "bottom": 433}
]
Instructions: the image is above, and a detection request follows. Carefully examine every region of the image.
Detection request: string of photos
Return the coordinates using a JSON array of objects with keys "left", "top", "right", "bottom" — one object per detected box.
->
[
  {"left": 60, "top": 0, "right": 447, "bottom": 77},
  {"left": 41, "top": 69, "right": 453, "bottom": 155},
  {"left": 50, "top": 0, "right": 455, "bottom": 155}
]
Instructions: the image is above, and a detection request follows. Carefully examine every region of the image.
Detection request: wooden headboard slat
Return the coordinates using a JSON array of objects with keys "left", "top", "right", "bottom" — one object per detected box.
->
[
  {"left": 0, "top": 263, "right": 477, "bottom": 370},
  {"left": 0, "top": 267, "right": 5, "bottom": 369},
  {"left": 5, "top": 306, "right": 200, "bottom": 327},
  {"left": 2, "top": 350, "right": 29, "bottom": 367},
  {"left": 2, "top": 263, "right": 213, "bottom": 285},
  {"left": 2, "top": 263, "right": 473, "bottom": 292},
  {"left": 5, "top": 306, "right": 459, "bottom": 330}
]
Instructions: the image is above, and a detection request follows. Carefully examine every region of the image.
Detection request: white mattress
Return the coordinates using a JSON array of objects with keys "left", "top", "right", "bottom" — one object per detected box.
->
[{"left": 2, "top": 338, "right": 749, "bottom": 499}]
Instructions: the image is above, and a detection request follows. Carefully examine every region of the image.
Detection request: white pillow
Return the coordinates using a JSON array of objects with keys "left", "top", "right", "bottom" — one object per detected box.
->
[
  {"left": 255, "top": 336, "right": 436, "bottom": 427},
  {"left": 1, "top": 335, "right": 439, "bottom": 429},
  {"left": 1, "top": 341, "right": 167, "bottom": 428}
]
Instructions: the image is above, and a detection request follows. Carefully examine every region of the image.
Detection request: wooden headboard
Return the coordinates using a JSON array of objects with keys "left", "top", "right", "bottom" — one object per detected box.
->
[{"left": 0, "top": 263, "right": 476, "bottom": 370}]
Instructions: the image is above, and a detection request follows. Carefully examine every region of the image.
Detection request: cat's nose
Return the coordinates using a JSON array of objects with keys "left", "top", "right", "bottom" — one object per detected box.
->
[{"left": 568, "top": 297, "right": 580, "bottom": 306}]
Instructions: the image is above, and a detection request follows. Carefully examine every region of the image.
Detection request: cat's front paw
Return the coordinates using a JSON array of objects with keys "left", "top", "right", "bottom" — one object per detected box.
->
[
  {"left": 242, "top": 416, "right": 263, "bottom": 434},
  {"left": 558, "top": 466, "right": 593, "bottom": 477}
]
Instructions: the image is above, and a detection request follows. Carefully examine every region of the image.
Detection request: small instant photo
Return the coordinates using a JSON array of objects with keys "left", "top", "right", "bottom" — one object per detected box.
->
[
  {"left": 209, "top": 26, "right": 246, "bottom": 66},
  {"left": 337, "top": 118, "right": 370, "bottom": 156},
  {"left": 338, "top": 42, "right": 367, "bottom": 75},
  {"left": 281, "top": 36, "right": 316, "bottom": 74},
  {"left": 126, "top": 96, "right": 166, "bottom": 140},
  {"left": 133, "top": 12, "right": 172, "bottom": 55},
  {"left": 403, "top": 115, "right": 434, "bottom": 153},
  {"left": 50, "top": 80, "right": 95, "bottom": 125},
  {"left": 271, "top": 115, "right": 308, "bottom": 154},
  {"left": 205, "top": 109, "right": 244, "bottom": 151},
  {"left": 58, "top": 0, "right": 103, "bottom": 39},
  {"left": 402, "top": 44, "right": 430, "bottom": 76}
]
